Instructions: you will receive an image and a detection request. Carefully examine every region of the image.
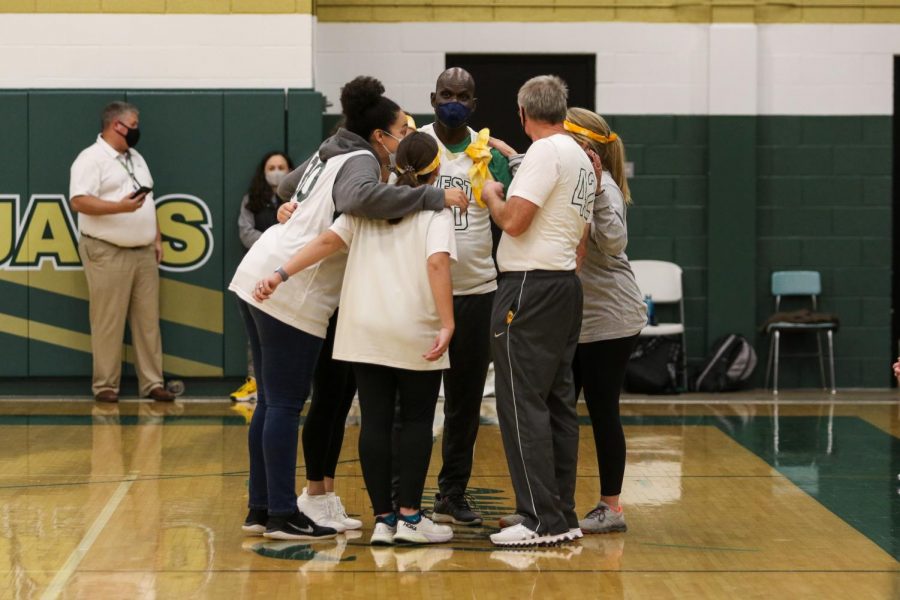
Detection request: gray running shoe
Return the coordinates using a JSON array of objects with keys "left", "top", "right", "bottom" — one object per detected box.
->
[
  {"left": 498, "top": 513, "right": 525, "bottom": 528},
  {"left": 578, "top": 502, "right": 627, "bottom": 534}
]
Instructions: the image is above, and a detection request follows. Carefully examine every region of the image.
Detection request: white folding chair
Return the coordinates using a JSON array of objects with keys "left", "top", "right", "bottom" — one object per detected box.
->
[{"left": 631, "top": 260, "right": 688, "bottom": 389}]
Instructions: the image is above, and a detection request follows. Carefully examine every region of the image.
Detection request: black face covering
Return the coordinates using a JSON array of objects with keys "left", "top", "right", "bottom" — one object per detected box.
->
[{"left": 119, "top": 122, "right": 141, "bottom": 148}]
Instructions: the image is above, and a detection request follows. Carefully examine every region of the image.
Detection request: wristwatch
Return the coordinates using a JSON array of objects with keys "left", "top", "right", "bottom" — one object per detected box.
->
[{"left": 275, "top": 267, "right": 289, "bottom": 282}]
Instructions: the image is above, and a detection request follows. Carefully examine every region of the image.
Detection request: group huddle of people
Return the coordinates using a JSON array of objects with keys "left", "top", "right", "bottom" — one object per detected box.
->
[{"left": 229, "top": 68, "right": 647, "bottom": 548}]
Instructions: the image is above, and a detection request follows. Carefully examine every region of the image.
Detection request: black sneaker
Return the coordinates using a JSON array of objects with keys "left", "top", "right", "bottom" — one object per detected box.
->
[
  {"left": 242, "top": 508, "right": 268, "bottom": 535},
  {"left": 432, "top": 493, "right": 483, "bottom": 526},
  {"left": 264, "top": 511, "right": 339, "bottom": 540}
]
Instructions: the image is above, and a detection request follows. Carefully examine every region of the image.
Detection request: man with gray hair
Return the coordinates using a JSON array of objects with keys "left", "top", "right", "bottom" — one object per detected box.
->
[
  {"left": 70, "top": 101, "right": 174, "bottom": 403},
  {"left": 481, "top": 75, "right": 596, "bottom": 547}
]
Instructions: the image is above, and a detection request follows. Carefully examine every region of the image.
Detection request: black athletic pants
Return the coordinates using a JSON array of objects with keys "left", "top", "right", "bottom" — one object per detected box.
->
[
  {"left": 572, "top": 334, "right": 639, "bottom": 498},
  {"left": 302, "top": 310, "right": 357, "bottom": 482},
  {"left": 437, "top": 291, "right": 494, "bottom": 498},
  {"left": 354, "top": 362, "right": 442, "bottom": 515},
  {"left": 491, "top": 270, "right": 582, "bottom": 536}
]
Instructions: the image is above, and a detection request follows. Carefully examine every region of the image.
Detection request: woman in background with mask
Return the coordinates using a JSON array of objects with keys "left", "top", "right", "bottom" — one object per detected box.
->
[{"left": 230, "top": 151, "right": 295, "bottom": 403}]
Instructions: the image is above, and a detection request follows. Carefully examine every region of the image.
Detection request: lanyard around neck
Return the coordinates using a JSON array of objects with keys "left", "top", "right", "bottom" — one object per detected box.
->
[{"left": 118, "top": 152, "right": 142, "bottom": 189}]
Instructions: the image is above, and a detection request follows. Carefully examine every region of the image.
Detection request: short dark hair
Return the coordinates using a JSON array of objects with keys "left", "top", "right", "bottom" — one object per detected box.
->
[
  {"left": 101, "top": 101, "right": 139, "bottom": 130},
  {"left": 340, "top": 76, "right": 401, "bottom": 141}
]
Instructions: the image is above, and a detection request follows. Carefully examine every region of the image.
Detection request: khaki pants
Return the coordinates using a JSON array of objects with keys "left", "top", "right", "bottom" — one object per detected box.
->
[{"left": 79, "top": 235, "right": 164, "bottom": 396}]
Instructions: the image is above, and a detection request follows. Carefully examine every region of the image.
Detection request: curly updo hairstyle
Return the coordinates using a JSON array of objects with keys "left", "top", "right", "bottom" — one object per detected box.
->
[{"left": 340, "top": 76, "right": 402, "bottom": 141}]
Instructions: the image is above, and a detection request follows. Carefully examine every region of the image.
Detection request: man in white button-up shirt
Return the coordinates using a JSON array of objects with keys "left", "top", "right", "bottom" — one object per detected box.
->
[{"left": 70, "top": 101, "right": 174, "bottom": 403}]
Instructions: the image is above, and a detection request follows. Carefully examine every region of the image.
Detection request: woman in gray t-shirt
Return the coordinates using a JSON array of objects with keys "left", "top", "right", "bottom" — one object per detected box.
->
[{"left": 564, "top": 107, "right": 647, "bottom": 535}]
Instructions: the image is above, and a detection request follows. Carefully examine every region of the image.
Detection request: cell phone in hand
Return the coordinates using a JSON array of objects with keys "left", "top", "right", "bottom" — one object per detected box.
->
[{"left": 130, "top": 186, "right": 152, "bottom": 199}]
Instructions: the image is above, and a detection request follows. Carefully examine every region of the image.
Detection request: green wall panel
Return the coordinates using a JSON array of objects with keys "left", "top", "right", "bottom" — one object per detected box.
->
[
  {"left": 612, "top": 116, "right": 709, "bottom": 366},
  {"left": 708, "top": 117, "right": 757, "bottom": 347},
  {"left": 287, "top": 90, "right": 325, "bottom": 165},
  {"left": 222, "top": 91, "right": 287, "bottom": 377},
  {"left": 27, "top": 91, "right": 122, "bottom": 376},
  {"left": 755, "top": 115, "right": 892, "bottom": 388},
  {"left": 125, "top": 91, "right": 225, "bottom": 376},
  {"left": 0, "top": 92, "right": 29, "bottom": 376}
]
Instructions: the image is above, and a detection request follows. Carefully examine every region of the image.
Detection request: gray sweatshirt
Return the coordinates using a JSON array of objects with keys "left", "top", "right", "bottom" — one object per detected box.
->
[
  {"left": 277, "top": 128, "right": 445, "bottom": 219},
  {"left": 579, "top": 170, "right": 647, "bottom": 343}
]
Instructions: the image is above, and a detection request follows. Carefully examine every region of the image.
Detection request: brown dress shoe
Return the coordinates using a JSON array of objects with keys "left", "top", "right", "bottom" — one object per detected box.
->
[
  {"left": 147, "top": 387, "right": 176, "bottom": 402},
  {"left": 95, "top": 390, "right": 119, "bottom": 403}
]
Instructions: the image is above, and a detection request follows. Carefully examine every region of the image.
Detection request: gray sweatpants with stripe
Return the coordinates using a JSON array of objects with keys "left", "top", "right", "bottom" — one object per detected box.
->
[{"left": 490, "top": 270, "right": 582, "bottom": 536}]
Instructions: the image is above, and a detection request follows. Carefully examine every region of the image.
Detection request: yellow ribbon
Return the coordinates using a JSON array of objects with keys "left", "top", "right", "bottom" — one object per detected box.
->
[
  {"left": 563, "top": 120, "right": 618, "bottom": 144},
  {"left": 464, "top": 128, "right": 493, "bottom": 208},
  {"left": 416, "top": 149, "right": 441, "bottom": 176}
]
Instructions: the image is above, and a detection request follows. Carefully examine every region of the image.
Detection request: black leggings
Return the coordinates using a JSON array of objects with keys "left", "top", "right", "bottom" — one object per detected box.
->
[
  {"left": 572, "top": 334, "right": 639, "bottom": 497},
  {"left": 302, "top": 311, "right": 357, "bottom": 482},
  {"left": 354, "top": 362, "right": 441, "bottom": 515}
]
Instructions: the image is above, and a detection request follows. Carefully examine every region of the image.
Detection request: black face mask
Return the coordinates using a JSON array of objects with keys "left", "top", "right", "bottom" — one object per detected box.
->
[{"left": 119, "top": 122, "right": 141, "bottom": 148}]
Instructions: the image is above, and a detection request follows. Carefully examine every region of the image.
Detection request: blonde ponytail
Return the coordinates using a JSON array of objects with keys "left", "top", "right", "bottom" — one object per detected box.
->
[{"left": 564, "top": 107, "right": 631, "bottom": 204}]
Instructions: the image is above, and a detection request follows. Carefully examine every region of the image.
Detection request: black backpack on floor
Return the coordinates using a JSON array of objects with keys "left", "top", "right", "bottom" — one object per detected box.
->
[
  {"left": 693, "top": 334, "right": 757, "bottom": 392},
  {"left": 624, "top": 336, "right": 681, "bottom": 395}
]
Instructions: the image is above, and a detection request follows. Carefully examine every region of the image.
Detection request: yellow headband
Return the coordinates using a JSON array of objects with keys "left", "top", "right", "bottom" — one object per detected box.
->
[
  {"left": 416, "top": 150, "right": 441, "bottom": 176},
  {"left": 564, "top": 120, "right": 618, "bottom": 144}
]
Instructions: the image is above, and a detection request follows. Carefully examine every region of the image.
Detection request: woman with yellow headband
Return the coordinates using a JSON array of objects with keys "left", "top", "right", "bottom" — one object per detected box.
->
[
  {"left": 563, "top": 107, "right": 646, "bottom": 535},
  {"left": 255, "top": 132, "right": 457, "bottom": 547}
]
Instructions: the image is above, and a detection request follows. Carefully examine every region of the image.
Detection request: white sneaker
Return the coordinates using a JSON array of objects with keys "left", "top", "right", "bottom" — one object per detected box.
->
[
  {"left": 489, "top": 523, "right": 572, "bottom": 547},
  {"left": 328, "top": 492, "right": 362, "bottom": 530},
  {"left": 370, "top": 521, "right": 396, "bottom": 546},
  {"left": 393, "top": 515, "right": 453, "bottom": 545},
  {"left": 297, "top": 488, "right": 347, "bottom": 533}
]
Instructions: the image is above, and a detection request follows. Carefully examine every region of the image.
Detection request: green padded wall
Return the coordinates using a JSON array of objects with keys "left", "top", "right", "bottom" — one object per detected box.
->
[
  {"left": 222, "top": 91, "right": 288, "bottom": 376},
  {"left": 0, "top": 92, "right": 29, "bottom": 376}
]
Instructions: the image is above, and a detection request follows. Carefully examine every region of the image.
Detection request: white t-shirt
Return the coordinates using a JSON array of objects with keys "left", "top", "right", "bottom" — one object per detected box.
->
[
  {"left": 497, "top": 133, "right": 595, "bottom": 272},
  {"left": 69, "top": 135, "right": 157, "bottom": 247},
  {"left": 229, "top": 150, "right": 370, "bottom": 338},
  {"left": 419, "top": 123, "right": 497, "bottom": 296},
  {"left": 331, "top": 209, "right": 457, "bottom": 371}
]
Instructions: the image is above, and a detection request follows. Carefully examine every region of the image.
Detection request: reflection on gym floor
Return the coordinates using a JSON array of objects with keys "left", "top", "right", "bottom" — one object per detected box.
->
[{"left": 0, "top": 394, "right": 898, "bottom": 599}]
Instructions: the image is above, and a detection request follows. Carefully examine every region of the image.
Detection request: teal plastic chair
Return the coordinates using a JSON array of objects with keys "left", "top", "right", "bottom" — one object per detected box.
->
[{"left": 763, "top": 271, "right": 837, "bottom": 394}]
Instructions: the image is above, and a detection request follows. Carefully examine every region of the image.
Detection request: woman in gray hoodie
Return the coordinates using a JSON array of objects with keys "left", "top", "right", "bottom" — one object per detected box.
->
[{"left": 564, "top": 107, "right": 647, "bottom": 535}]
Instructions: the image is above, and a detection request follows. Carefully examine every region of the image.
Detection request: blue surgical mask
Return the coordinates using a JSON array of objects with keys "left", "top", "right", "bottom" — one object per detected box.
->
[{"left": 435, "top": 102, "right": 472, "bottom": 129}]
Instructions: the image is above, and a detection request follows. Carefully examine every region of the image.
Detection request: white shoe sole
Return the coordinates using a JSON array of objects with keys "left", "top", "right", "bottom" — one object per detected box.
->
[
  {"left": 569, "top": 528, "right": 583, "bottom": 539},
  {"left": 242, "top": 524, "right": 266, "bottom": 535},
  {"left": 431, "top": 511, "right": 483, "bottom": 526},
  {"left": 490, "top": 530, "right": 573, "bottom": 548},
  {"left": 394, "top": 529, "right": 454, "bottom": 545},
  {"left": 341, "top": 518, "right": 363, "bottom": 530}
]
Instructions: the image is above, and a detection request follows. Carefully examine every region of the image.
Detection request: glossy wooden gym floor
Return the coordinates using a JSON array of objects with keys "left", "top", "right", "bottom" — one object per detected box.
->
[{"left": 0, "top": 393, "right": 898, "bottom": 599}]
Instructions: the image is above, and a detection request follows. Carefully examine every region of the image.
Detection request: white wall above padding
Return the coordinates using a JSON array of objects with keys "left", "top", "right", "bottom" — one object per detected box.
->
[{"left": 0, "top": 14, "right": 314, "bottom": 89}]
